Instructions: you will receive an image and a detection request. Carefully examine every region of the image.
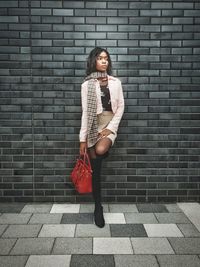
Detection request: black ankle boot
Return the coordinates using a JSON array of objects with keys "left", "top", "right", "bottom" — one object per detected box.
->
[{"left": 94, "top": 205, "right": 105, "bottom": 228}]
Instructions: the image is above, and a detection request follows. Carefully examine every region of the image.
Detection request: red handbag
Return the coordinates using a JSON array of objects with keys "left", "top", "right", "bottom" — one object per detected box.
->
[{"left": 70, "top": 152, "right": 92, "bottom": 194}]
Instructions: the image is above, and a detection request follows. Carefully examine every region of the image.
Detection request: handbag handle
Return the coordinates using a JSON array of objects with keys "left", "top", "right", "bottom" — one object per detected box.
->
[{"left": 82, "top": 152, "right": 92, "bottom": 170}]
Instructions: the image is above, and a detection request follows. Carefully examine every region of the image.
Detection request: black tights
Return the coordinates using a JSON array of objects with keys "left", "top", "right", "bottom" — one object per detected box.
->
[{"left": 88, "top": 138, "right": 111, "bottom": 209}]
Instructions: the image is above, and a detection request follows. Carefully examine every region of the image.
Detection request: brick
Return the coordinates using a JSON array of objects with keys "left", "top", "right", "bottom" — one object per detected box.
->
[
  {"left": 152, "top": 3, "right": 172, "bottom": 9},
  {"left": 162, "top": 25, "right": 182, "bottom": 32},
  {"left": 31, "top": 9, "right": 51, "bottom": 15},
  {"left": 108, "top": 17, "right": 128, "bottom": 24},
  {"left": 141, "top": 10, "right": 161, "bottom": 16},
  {"left": 41, "top": 1, "right": 62, "bottom": 8},
  {"left": 119, "top": 10, "right": 138, "bottom": 16},
  {"left": 162, "top": 10, "right": 184, "bottom": 16},
  {"left": 129, "top": 17, "right": 150, "bottom": 24},
  {"left": 0, "top": 16, "right": 18, "bottom": 22},
  {"left": 53, "top": 9, "right": 73, "bottom": 16},
  {"left": 63, "top": 1, "right": 84, "bottom": 8},
  {"left": 97, "top": 10, "right": 117, "bottom": 16}
]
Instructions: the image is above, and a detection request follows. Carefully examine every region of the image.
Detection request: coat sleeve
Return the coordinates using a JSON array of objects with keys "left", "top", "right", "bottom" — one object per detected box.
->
[
  {"left": 79, "top": 82, "right": 88, "bottom": 142},
  {"left": 106, "top": 80, "right": 124, "bottom": 133}
]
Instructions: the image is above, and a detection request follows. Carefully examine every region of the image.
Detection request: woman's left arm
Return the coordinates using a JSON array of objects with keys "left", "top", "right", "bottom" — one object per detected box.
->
[{"left": 106, "top": 80, "right": 124, "bottom": 133}]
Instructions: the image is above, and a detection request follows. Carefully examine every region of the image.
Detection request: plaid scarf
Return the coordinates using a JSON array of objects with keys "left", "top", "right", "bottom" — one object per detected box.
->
[{"left": 84, "top": 71, "right": 107, "bottom": 147}]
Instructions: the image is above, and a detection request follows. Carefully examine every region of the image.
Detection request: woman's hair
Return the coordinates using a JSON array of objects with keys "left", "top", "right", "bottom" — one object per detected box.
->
[{"left": 86, "top": 47, "right": 112, "bottom": 75}]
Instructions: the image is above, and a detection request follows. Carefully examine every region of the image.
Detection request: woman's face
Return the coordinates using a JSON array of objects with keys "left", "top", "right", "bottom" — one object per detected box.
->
[{"left": 96, "top": 51, "right": 109, "bottom": 72}]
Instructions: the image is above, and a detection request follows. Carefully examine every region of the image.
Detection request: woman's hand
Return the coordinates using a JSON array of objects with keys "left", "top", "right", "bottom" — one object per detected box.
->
[
  {"left": 98, "top": 128, "right": 113, "bottom": 138},
  {"left": 79, "top": 142, "right": 87, "bottom": 156}
]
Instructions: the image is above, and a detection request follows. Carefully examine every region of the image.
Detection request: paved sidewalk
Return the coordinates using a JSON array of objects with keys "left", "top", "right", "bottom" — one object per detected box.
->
[{"left": 0, "top": 202, "right": 200, "bottom": 267}]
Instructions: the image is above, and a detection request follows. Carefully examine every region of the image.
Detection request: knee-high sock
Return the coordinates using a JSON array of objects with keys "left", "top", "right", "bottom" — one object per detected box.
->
[{"left": 90, "top": 157, "right": 102, "bottom": 209}]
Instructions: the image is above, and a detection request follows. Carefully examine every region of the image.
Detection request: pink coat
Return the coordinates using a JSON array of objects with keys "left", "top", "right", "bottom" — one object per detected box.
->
[{"left": 79, "top": 75, "right": 125, "bottom": 142}]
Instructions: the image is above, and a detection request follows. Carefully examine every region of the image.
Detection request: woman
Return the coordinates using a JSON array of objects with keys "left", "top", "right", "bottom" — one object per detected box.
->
[{"left": 79, "top": 47, "right": 124, "bottom": 228}]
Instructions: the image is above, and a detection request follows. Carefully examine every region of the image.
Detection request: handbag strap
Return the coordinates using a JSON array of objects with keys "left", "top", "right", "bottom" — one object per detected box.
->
[{"left": 83, "top": 152, "right": 92, "bottom": 170}]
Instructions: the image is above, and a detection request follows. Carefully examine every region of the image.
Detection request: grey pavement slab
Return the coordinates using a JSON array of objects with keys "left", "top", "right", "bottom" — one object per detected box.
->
[
  {"left": 109, "top": 204, "right": 138, "bottom": 213},
  {"left": 114, "top": 255, "right": 159, "bottom": 267},
  {"left": 168, "top": 237, "right": 200, "bottom": 254},
  {"left": 0, "top": 203, "right": 25, "bottom": 213},
  {"left": 155, "top": 213, "right": 191, "bottom": 224},
  {"left": 0, "top": 213, "right": 32, "bottom": 224},
  {"left": 137, "top": 204, "right": 168, "bottom": 213},
  {"left": 131, "top": 237, "right": 174, "bottom": 254},
  {"left": 25, "top": 255, "right": 71, "bottom": 267},
  {"left": 177, "top": 224, "right": 200, "bottom": 237},
  {"left": 10, "top": 238, "right": 54, "bottom": 255},
  {"left": 70, "top": 255, "right": 115, "bottom": 267},
  {"left": 79, "top": 204, "right": 109, "bottom": 213},
  {"left": 125, "top": 213, "right": 158, "bottom": 224},
  {"left": 0, "top": 239, "right": 17, "bottom": 255},
  {"left": 157, "top": 255, "right": 200, "bottom": 267},
  {"left": 178, "top": 203, "right": 200, "bottom": 232},
  {"left": 110, "top": 224, "right": 147, "bottom": 237},
  {"left": 104, "top": 213, "right": 126, "bottom": 224},
  {"left": 52, "top": 237, "right": 92, "bottom": 254},
  {"left": 165, "top": 204, "right": 183, "bottom": 213},
  {"left": 2, "top": 225, "right": 42, "bottom": 238},
  {"left": 61, "top": 213, "right": 93, "bottom": 224},
  {"left": 0, "top": 256, "right": 28, "bottom": 267},
  {"left": 144, "top": 224, "right": 183, "bottom": 237},
  {"left": 0, "top": 225, "right": 7, "bottom": 236},
  {"left": 38, "top": 224, "right": 75, "bottom": 237},
  {"left": 21, "top": 204, "right": 52, "bottom": 213},
  {"left": 28, "top": 213, "right": 62, "bottom": 224},
  {"left": 50, "top": 204, "right": 80, "bottom": 213},
  {"left": 75, "top": 224, "right": 111, "bottom": 237},
  {"left": 93, "top": 237, "right": 133, "bottom": 254}
]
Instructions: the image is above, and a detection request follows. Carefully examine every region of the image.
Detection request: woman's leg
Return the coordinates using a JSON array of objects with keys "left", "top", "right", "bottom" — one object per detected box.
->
[{"left": 88, "top": 137, "right": 112, "bottom": 227}]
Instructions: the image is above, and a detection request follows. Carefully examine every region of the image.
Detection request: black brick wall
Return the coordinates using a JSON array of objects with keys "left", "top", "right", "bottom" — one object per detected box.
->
[{"left": 0, "top": 0, "right": 199, "bottom": 203}]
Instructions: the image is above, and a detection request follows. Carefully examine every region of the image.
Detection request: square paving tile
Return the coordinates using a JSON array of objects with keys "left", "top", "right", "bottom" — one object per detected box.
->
[
  {"left": 155, "top": 213, "right": 191, "bottom": 224},
  {"left": 93, "top": 237, "right": 133, "bottom": 254},
  {"left": 125, "top": 213, "right": 158, "bottom": 224},
  {"left": 10, "top": 238, "right": 54, "bottom": 255},
  {"left": 0, "top": 225, "right": 7, "bottom": 236},
  {"left": 50, "top": 204, "right": 80, "bottom": 213},
  {"left": 114, "top": 255, "right": 159, "bottom": 267},
  {"left": 52, "top": 237, "right": 92, "bottom": 254},
  {"left": 131, "top": 237, "right": 174, "bottom": 254},
  {"left": 144, "top": 224, "right": 183, "bottom": 237},
  {"left": 165, "top": 204, "right": 183, "bottom": 213},
  {"left": 0, "top": 214, "right": 32, "bottom": 224},
  {"left": 168, "top": 237, "right": 200, "bottom": 254},
  {"left": 0, "top": 203, "right": 25, "bottom": 213},
  {"left": 0, "top": 239, "right": 17, "bottom": 255},
  {"left": 110, "top": 224, "right": 147, "bottom": 237},
  {"left": 80, "top": 204, "right": 109, "bottom": 213},
  {"left": 25, "top": 255, "right": 71, "bottom": 267},
  {"left": 104, "top": 213, "right": 126, "bottom": 224},
  {"left": 177, "top": 224, "right": 200, "bottom": 237},
  {"left": 109, "top": 204, "right": 138, "bottom": 213},
  {"left": 38, "top": 224, "right": 75, "bottom": 237},
  {"left": 178, "top": 203, "right": 200, "bottom": 232},
  {"left": 70, "top": 255, "right": 115, "bottom": 267},
  {"left": 61, "top": 213, "right": 93, "bottom": 224},
  {"left": 28, "top": 214, "right": 62, "bottom": 224},
  {"left": 75, "top": 224, "right": 111, "bottom": 237},
  {"left": 157, "top": 255, "right": 200, "bottom": 267},
  {"left": 0, "top": 256, "right": 28, "bottom": 267},
  {"left": 2, "top": 225, "right": 42, "bottom": 238},
  {"left": 21, "top": 204, "right": 52, "bottom": 213},
  {"left": 137, "top": 204, "right": 168, "bottom": 213}
]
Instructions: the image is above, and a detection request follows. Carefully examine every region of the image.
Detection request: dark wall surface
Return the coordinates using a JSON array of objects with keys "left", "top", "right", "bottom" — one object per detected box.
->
[{"left": 0, "top": 0, "right": 199, "bottom": 202}]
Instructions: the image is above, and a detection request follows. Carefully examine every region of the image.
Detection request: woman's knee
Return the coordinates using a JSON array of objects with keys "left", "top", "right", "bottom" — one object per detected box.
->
[{"left": 95, "top": 145, "right": 106, "bottom": 155}]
